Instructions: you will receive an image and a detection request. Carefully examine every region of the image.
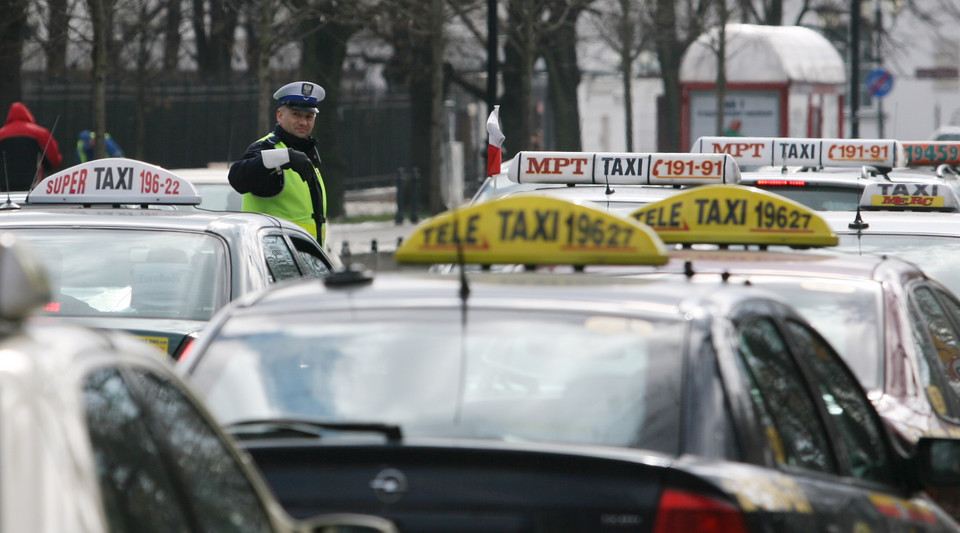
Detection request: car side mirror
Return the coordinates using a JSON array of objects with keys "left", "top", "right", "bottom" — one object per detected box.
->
[
  {"left": 299, "top": 512, "right": 399, "bottom": 533},
  {"left": 916, "top": 437, "right": 960, "bottom": 487},
  {"left": 0, "top": 233, "right": 51, "bottom": 322}
]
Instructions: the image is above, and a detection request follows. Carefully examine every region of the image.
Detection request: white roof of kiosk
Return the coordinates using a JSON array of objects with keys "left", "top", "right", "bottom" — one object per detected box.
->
[{"left": 679, "top": 24, "right": 846, "bottom": 85}]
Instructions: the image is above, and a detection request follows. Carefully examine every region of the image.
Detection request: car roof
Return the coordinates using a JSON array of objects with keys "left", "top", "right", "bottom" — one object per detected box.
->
[{"left": 0, "top": 204, "right": 287, "bottom": 233}]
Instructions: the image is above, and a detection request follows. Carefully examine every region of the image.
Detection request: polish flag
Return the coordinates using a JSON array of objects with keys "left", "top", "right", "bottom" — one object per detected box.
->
[{"left": 486, "top": 105, "right": 505, "bottom": 178}]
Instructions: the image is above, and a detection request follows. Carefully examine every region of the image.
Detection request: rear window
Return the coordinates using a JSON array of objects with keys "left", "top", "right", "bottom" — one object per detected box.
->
[
  {"left": 189, "top": 309, "right": 686, "bottom": 453},
  {"left": 749, "top": 185, "right": 862, "bottom": 211}
]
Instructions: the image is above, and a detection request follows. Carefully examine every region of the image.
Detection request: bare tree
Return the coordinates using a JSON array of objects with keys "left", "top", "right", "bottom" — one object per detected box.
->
[{"left": 585, "top": 0, "right": 650, "bottom": 151}]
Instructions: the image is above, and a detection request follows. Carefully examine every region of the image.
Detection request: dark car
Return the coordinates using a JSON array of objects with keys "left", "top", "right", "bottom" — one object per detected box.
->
[
  {"left": 180, "top": 196, "right": 960, "bottom": 532},
  {"left": 1, "top": 158, "right": 340, "bottom": 358}
]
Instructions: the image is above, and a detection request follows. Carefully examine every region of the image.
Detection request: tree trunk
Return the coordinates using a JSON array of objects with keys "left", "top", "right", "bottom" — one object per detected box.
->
[
  {"left": 90, "top": 0, "right": 108, "bottom": 159},
  {"left": 300, "top": 13, "right": 358, "bottom": 219},
  {"left": 164, "top": 0, "right": 183, "bottom": 72},
  {"left": 47, "top": 0, "right": 68, "bottom": 77},
  {"left": 0, "top": 0, "right": 26, "bottom": 108},
  {"left": 428, "top": 0, "right": 445, "bottom": 212},
  {"left": 542, "top": 1, "right": 585, "bottom": 152},
  {"left": 652, "top": 0, "right": 683, "bottom": 151}
]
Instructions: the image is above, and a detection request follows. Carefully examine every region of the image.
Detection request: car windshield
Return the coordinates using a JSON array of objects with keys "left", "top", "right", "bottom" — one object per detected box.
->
[
  {"left": 740, "top": 277, "right": 884, "bottom": 390},
  {"left": 15, "top": 229, "right": 229, "bottom": 320},
  {"left": 835, "top": 234, "right": 960, "bottom": 297},
  {"left": 189, "top": 309, "right": 686, "bottom": 453}
]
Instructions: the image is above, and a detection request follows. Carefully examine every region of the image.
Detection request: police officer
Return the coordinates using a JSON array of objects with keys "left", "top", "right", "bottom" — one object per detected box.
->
[{"left": 228, "top": 81, "right": 328, "bottom": 244}]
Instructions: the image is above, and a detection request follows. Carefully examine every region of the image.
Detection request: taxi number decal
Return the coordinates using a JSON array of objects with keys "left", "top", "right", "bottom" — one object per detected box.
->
[
  {"left": 825, "top": 143, "right": 889, "bottom": 163},
  {"left": 137, "top": 335, "right": 170, "bottom": 353},
  {"left": 753, "top": 201, "right": 811, "bottom": 230},
  {"left": 907, "top": 144, "right": 960, "bottom": 164},
  {"left": 652, "top": 157, "right": 723, "bottom": 179},
  {"left": 141, "top": 170, "right": 181, "bottom": 195},
  {"left": 561, "top": 213, "right": 635, "bottom": 248}
]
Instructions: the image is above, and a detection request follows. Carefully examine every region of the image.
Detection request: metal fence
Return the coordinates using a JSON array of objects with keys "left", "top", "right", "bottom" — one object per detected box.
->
[{"left": 21, "top": 81, "right": 412, "bottom": 189}]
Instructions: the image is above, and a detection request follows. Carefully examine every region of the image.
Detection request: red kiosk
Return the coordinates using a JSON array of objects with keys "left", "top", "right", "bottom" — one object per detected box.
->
[{"left": 679, "top": 24, "right": 847, "bottom": 149}]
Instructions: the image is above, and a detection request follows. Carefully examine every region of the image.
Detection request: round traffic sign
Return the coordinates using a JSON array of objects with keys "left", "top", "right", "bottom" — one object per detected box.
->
[{"left": 865, "top": 69, "right": 894, "bottom": 98}]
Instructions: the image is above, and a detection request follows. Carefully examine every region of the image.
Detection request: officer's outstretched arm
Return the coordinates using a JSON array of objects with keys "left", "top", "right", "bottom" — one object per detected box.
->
[{"left": 228, "top": 151, "right": 284, "bottom": 196}]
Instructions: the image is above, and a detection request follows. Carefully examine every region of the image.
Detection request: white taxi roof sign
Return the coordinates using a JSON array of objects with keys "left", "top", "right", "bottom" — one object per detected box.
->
[
  {"left": 629, "top": 185, "right": 839, "bottom": 248},
  {"left": 902, "top": 142, "right": 960, "bottom": 166},
  {"left": 859, "top": 181, "right": 960, "bottom": 211},
  {"left": 507, "top": 151, "right": 740, "bottom": 186},
  {"left": 395, "top": 195, "right": 669, "bottom": 266},
  {"left": 28, "top": 158, "right": 202, "bottom": 205},
  {"left": 691, "top": 136, "right": 906, "bottom": 168}
]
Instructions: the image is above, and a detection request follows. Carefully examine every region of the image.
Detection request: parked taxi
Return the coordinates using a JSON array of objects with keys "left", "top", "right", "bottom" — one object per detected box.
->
[
  {"left": 691, "top": 136, "right": 910, "bottom": 210},
  {"left": 0, "top": 158, "right": 340, "bottom": 358},
  {"left": 179, "top": 195, "right": 960, "bottom": 532},
  {"left": 622, "top": 185, "right": 960, "bottom": 516},
  {"left": 473, "top": 150, "right": 741, "bottom": 216},
  {"left": 0, "top": 231, "right": 395, "bottom": 533}
]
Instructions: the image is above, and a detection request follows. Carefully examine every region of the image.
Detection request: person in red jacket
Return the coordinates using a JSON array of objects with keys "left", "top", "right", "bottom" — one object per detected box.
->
[{"left": 0, "top": 102, "right": 63, "bottom": 191}]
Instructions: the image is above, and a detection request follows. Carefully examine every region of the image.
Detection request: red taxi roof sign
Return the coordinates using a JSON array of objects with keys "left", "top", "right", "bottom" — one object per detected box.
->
[
  {"left": 28, "top": 158, "right": 202, "bottom": 205},
  {"left": 902, "top": 142, "right": 960, "bottom": 166},
  {"left": 859, "top": 181, "right": 960, "bottom": 211},
  {"left": 395, "top": 195, "right": 669, "bottom": 266},
  {"left": 629, "top": 185, "right": 839, "bottom": 248},
  {"left": 506, "top": 151, "right": 740, "bottom": 186},
  {"left": 691, "top": 136, "right": 906, "bottom": 169}
]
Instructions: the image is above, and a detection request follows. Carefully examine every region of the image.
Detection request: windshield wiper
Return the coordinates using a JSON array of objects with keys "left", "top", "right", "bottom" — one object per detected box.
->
[{"left": 225, "top": 418, "right": 402, "bottom": 443}]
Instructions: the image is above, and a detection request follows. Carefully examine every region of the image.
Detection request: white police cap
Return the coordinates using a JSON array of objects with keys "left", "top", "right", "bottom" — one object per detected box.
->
[{"left": 274, "top": 81, "right": 325, "bottom": 113}]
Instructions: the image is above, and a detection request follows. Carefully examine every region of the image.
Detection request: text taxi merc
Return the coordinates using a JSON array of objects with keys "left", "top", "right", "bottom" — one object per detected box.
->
[{"left": 41, "top": 163, "right": 184, "bottom": 196}]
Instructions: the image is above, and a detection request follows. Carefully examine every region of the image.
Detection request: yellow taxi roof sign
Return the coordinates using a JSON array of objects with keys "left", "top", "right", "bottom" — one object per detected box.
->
[
  {"left": 691, "top": 136, "right": 905, "bottom": 168},
  {"left": 902, "top": 142, "right": 960, "bottom": 166},
  {"left": 629, "top": 185, "right": 839, "bottom": 248},
  {"left": 395, "top": 195, "right": 669, "bottom": 266},
  {"left": 507, "top": 151, "right": 740, "bottom": 186},
  {"left": 28, "top": 158, "right": 202, "bottom": 205}
]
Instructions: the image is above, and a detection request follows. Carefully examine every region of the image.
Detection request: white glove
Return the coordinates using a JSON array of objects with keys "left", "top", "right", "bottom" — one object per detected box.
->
[{"left": 261, "top": 148, "right": 290, "bottom": 169}]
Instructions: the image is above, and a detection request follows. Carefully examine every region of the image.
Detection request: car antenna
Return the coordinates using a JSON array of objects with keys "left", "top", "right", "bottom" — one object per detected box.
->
[
  {"left": 30, "top": 114, "right": 59, "bottom": 190},
  {"left": 603, "top": 169, "right": 615, "bottom": 195},
  {"left": 452, "top": 207, "right": 470, "bottom": 424},
  {"left": 0, "top": 153, "right": 20, "bottom": 210}
]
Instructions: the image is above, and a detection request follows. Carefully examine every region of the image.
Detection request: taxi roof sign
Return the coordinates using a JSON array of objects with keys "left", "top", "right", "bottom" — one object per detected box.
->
[
  {"left": 859, "top": 181, "right": 960, "bottom": 211},
  {"left": 902, "top": 142, "right": 960, "bottom": 166},
  {"left": 28, "top": 158, "right": 202, "bottom": 205},
  {"left": 691, "top": 136, "right": 906, "bottom": 169},
  {"left": 630, "top": 185, "right": 839, "bottom": 248},
  {"left": 395, "top": 195, "right": 669, "bottom": 266},
  {"left": 507, "top": 151, "right": 740, "bottom": 186}
]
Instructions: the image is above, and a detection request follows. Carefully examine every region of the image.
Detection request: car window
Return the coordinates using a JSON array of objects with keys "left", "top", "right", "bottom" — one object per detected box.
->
[
  {"left": 128, "top": 369, "right": 274, "bottom": 532},
  {"left": 743, "top": 277, "right": 884, "bottom": 391},
  {"left": 84, "top": 367, "right": 275, "bottom": 532},
  {"left": 785, "top": 319, "right": 896, "bottom": 484},
  {"left": 911, "top": 286, "right": 960, "bottom": 421},
  {"left": 288, "top": 234, "right": 331, "bottom": 277},
  {"left": 83, "top": 368, "right": 194, "bottom": 532},
  {"left": 736, "top": 317, "right": 837, "bottom": 474},
  {"left": 19, "top": 229, "right": 229, "bottom": 321},
  {"left": 262, "top": 234, "right": 301, "bottom": 281}
]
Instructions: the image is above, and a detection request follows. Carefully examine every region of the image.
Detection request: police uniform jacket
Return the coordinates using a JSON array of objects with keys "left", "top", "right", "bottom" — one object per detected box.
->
[{"left": 228, "top": 124, "right": 327, "bottom": 243}]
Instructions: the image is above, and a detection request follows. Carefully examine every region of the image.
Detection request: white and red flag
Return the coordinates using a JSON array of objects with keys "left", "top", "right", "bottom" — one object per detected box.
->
[{"left": 486, "top": 105, "right": 505, "bottom": 178}]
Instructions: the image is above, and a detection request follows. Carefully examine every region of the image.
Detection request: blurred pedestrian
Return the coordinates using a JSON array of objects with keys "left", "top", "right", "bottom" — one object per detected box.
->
[
  {"left": 228, "top": 81, "right": 328, "bottom": 244},
  {"left": 0, "top": 102, "right": 62, "bottom": 191},
  {"left": 76, "top": 130, "right": 125, "bottom": 163}
]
